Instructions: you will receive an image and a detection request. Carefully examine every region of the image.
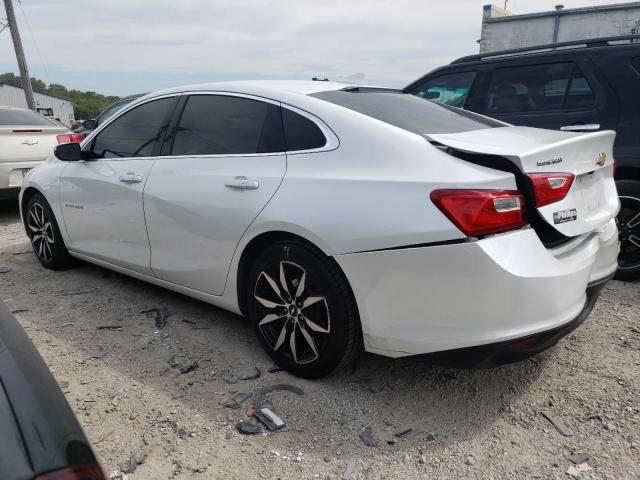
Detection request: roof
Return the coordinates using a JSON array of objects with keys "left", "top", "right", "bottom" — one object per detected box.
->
[
  {"left": 484, "top": 1, "right": 640, "bottom": 23},
  {"left": 143, "top": 80, "right": 361, "bottom": 102},
  {"left": 0, "top": 82, "right": 73, "bottom": 104}
]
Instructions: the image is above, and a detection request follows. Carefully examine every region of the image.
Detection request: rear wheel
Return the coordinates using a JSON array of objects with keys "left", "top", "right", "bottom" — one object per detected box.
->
[
  {"left": 25, "top": 193, "right": 73, "bottom": 270},
  {"left": 615, "top": 179, "right": 640, "bottom": 280},
  {"left": 247, "top": 240, "right": 361, "bottom": 378}
]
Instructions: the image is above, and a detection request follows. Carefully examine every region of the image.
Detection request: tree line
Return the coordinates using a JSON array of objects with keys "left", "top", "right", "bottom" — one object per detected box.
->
[{"left": 0, "top": 72, "right": 119, "bottom": 119}]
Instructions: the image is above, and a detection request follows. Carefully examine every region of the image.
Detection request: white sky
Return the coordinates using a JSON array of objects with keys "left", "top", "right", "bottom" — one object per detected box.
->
[{"left": 0, "top": 0, "right": 635, "bottom": 95}]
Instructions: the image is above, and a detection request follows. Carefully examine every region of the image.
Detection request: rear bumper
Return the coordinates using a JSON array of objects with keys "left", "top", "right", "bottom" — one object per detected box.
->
[
  {"left": 418, "top": 273, "right": 611, "bottom": 368},
  {"left": 0, "top": 159, "right": 46, "bottom": 191},
  {"left": 335, "top": 219, "right": 619, "bottom": 358}
]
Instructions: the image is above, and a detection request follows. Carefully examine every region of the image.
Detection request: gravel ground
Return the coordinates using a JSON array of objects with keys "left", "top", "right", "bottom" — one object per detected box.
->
[{"left": 0, "top": 198, "right": 639, "bottom": 480}]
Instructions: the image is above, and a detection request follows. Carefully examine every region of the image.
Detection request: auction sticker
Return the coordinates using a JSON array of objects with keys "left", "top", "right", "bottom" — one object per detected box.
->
[{"left": 553, "top": 208, "right": 577, "bottom": 224}]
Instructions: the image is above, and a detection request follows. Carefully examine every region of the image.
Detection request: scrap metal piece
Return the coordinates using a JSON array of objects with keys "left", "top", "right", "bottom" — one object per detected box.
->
[{"left": 540, "top": 410, "right": 575, "bottom": 437}]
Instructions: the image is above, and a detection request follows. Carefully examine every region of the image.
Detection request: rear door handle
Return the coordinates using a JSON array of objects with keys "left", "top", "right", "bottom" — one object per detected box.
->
[
  {"left": 118, "top": 173, "right": 143, "bottom": 184},
  {"left": 560, "top": 123, "right": 600, "bottom": 131},
  {"left": 224, "top": 176, "right": 260, "bottom": 190}
]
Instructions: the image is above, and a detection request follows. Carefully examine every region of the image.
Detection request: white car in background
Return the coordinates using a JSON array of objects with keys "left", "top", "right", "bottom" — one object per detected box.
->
[
  {"left": 0, "top": 106, "right": 81, "bottom": 199},
  {"left": 19, "top": 81, "right": 620, "bottom": 377}
]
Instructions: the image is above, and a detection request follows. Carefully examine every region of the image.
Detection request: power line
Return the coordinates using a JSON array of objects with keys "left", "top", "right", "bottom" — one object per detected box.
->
[{"left": 17, "top": 0, "right": 52, "bottom": 85}]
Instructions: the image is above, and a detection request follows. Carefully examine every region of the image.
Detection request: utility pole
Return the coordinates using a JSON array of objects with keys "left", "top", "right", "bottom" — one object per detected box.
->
[{"left": 3, "top": 0, "right": 36, "bottom": 110}]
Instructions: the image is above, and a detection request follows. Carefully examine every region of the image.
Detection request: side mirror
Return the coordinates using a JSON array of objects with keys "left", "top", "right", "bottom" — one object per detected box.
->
[
  {"left": 54, "top": 142, "right": 82, "bottom": 162},
  {"left": 82, "top": 119, "right": 97, "bottom": 130},
  {"left": 425, "top": 91, "right": 440, "bottom": 100}
]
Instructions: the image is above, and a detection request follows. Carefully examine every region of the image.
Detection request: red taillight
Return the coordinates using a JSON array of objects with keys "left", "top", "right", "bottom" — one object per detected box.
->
[
  {"left": 430, "top": 189, "right": 527, "bottom": 237},
  {"left": 56, "top": 133, "right": 85, "bottom": 144},
  {"left": 32, "top": 465, "right": 105, "bottom": 480},
  {"left": 526, "top": 173, "right": 574, "bottom": 207},
  {"left": 612, "top": 158, "right": 616, "bottom": 176}
]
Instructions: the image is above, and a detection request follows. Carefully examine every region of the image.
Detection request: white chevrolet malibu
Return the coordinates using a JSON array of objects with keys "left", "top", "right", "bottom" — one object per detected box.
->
[{"left": 20, "top": 81, "right": 620, "bottom": 377}]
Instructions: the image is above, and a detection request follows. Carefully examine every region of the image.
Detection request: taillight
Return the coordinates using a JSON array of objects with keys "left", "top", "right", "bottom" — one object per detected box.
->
[
  {"left": 56, "top": 133, "right": 85, "bottom": 144},
  {"left": 430, "top": 189, "right": 527, "bottom": 237},
  {"left": 32, "top": 465, "right": 105, "bottom": 480},
  {"left": 526, "top": 173, "right": 574, "bottom": 207}
]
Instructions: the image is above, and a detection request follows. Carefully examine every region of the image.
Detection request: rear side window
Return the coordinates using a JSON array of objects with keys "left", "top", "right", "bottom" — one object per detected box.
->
[
  {"left": 410, "top": 71, "right": 476, "bottom": 108},
  {"left": 282, "top": 108, "right": 326, "bottom": 151},
  {"left": 312, "top": 88, "right": 500, "bottom": 135},
  {"left": 0, "top": 108, "right": 56, "bottom": 126},
  {"left": 90, "top": 98, "right": 174, "bottom": 159},
  {"left": 484, "top": 63, "right": 596, "bottom": 115},
  {"left": 171, "top": 95, "right": 285, "bottom": 155}
]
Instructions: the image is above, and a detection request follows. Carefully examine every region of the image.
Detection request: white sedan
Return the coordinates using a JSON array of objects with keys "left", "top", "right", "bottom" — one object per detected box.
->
[
  {"left": 20, "top": 81, "right": 620, "bottom": 377},
  {"left": 0, "top": 106, "right": 80, "bottom": 199}
]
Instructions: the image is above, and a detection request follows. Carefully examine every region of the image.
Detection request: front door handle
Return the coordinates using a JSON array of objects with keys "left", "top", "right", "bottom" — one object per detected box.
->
[
  {"left": 224, "top": 176, "right": 260, "bottom": 190},
  {"left": 560, "top": 123, "right": 600, "bottom": 132},
  {"left": 118, "top": 173, "right": 143, "bottom": 184}
]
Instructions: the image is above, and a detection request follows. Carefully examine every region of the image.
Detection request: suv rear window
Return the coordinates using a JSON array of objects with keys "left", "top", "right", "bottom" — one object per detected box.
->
[
  {"left": 311, "top": 88, "right": 499, "bottom": 134},
  {"left": 0, "top": 108, "right": 56, "bottom": 126}
]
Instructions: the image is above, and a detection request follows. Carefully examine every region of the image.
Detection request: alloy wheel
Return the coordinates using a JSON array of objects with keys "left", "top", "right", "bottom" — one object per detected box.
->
[
  {"left": 617, "top": 195, "right": 640, "bottom": 271},
  {"left": 254, "top": 261, "right": 331, "bottom": 365},
  {"left": 28, "top": 202, "right": 55, "bottom": 263}
]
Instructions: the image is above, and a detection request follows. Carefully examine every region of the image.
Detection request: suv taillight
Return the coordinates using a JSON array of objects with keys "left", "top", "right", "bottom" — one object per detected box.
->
[
  {"left": 32, "top": 465, "right": 105, "bottom": 480},
  {"left": 56, "top": 133, "right": 85, "bottom": 144},
  {"left": 430, "top": 189, "right": 526, "bottom": 237},
  {"left": 526, "top": 173, "right": 574, "bottom": 207}
]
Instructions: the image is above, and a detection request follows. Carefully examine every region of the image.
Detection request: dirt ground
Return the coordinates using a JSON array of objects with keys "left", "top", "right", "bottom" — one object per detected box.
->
[{"left": 0, "top": 199, "right": 639, "bottom": 480}]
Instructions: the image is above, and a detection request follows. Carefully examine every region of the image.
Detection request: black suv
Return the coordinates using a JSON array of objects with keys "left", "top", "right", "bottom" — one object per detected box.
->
[{"left": 405, "top": 36, "right": 640, "bottom": 279}]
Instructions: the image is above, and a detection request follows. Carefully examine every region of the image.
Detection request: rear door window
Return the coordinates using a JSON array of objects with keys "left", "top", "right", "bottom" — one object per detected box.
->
[
  {"left": 409, "top": 71, "right": 477, "bottom": 108},
  {"left": 171, "top": 95, "right": 285, "bottom": 155},
  {"left": 484, "top": 63, "right": 596, "bottom": 115}
]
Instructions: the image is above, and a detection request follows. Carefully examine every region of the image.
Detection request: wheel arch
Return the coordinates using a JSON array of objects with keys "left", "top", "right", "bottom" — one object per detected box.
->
[
  {"left": 234, "top": 230, "right": 357, "bottom": 319},
  {"left": 20, "top": 186, "right": 42, "bottom": 234}
]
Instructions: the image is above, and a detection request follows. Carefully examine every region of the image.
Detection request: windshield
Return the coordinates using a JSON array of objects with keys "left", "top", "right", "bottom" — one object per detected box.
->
[
  {"left": 0, "top": 108, "right": 57, "bottom": 126},
  {"left": 311, "top": 88, "right": 502, "bottom": 135}
]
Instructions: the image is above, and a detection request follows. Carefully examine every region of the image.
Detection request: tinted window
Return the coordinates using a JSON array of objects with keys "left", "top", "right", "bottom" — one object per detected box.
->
[
  {"left": 282, "top": 108, "right": 326, "bottom": 151},
  {"left": 410, "top": 71, "right": 476, "bottom": 107},
  {"left": 96, "top": 97, "right": 138, "bottom": 126},
  {"left": 484, "top": 63, "right": 595, "bottom": 115},
  {"left": 90, "top": 98, "right": 173, "bottom": 159},
  {"left": 312, "top": 89, "right": 499, "bottom": 135},
  {"left": 632, "top": 57, "right": 640, "bottom": 76},
  {"left": 0, "top": 108, "right": 56, "bottom": 126},
  {"left": 171, "top": 95, "right": 285, "bottom": 155}
]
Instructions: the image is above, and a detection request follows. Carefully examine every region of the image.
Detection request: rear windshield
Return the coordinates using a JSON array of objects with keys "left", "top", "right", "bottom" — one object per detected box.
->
[
  {"left": 0, "top": 108, "right": 56, "bottom": 126},
  {"left": 311, "top": 88, "right": 502, "bottom": 134}
]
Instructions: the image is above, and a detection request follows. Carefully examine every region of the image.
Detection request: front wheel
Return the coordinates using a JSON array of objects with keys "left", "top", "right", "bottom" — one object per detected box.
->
[
  {"left": 615, "top": 179, "right": 640, "bottom": 280},
  {"left": 247, "top": 240, "right": 361, "bottom": 378},
  {"left": 25, "top": 193, "right": 73, "bottom": 270}
]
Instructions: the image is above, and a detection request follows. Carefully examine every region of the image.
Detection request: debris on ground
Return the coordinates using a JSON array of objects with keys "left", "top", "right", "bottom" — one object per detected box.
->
[
  {"left": 141, "top": 308, "right": 172, "bottom": 329},
  {"left": 342, "top": 457, "right": 357, "bottom": 480},
  {"left": 96, "top": 325, "right": 123, "bottom": 331},
  {"left": 236, "top": 420, "right": 262, "bottom": 435},
  {"left": 567, "top": 453, "right": 591, "bottom": 465},
  {"left": 366, "top": 467, "right": 374, "bottom": 480},
  {"left": 237, "top": 366, "right": 261, "bottom": 380},
  {"left": 179, "top": 361, "right": 199, "bottom": 374},
  {"left": 0, "top": 265, "right": 11, "bottom": 273},
  {"left": 120, "top": 451, "right": 146, "bottom": 474},
  {"left": 225, "top": 392, "right": 252, "bottom": 409},
  {"left": 254, "top": 383, "right": 304, "bottom": 406},
  {"left": 111, "top": 387, "right": 125, "bottom": 407},
  {"left": 540, "top": 410, "right": 575, "bottom": 437},
  {"left": 359, "top": 426, "right": 375, "bottom": 446},
  {"left": 254, "top": 407, "right": 285, "bottom": 431},
  {"left": 394, "top": 429, "right": 436, "bottom": 441},
  {"left": 566, "top": 463, "right": 593, "bottom": 477}
]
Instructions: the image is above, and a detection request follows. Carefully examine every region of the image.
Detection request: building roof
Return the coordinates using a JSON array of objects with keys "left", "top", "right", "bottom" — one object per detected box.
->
[
  {"left": 0, "top": 82, "right": 73, "bottom": 104},
  {"left": 484, "top": 1, "right": 640, "bottom": 23}
]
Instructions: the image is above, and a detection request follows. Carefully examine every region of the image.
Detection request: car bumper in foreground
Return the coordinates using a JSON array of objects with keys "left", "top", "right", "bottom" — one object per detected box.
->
[{"left": 335, "top": 219, "right": 619, "bottom": 359}]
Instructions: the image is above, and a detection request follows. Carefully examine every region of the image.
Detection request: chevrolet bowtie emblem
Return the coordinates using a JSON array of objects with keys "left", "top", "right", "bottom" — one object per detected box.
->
[
  {"left": 21, "top": 138, "right": 39, "bottom": 146},
  {"left": 596, "top": 152, "right": 606, "bottom": 167}
]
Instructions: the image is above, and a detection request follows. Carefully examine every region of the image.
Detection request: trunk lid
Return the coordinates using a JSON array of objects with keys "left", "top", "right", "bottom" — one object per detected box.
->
[
  {"left": 426, "top": 126, "right": 619, "bottom": 238},
  {"left": 0, "top": 126, "right": 68, "bottom": 163}
]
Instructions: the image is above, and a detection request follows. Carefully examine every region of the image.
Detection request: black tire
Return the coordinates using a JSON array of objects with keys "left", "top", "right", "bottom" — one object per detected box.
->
[
  {"left": 247, "top": 240, "right": 362, "bottom": 378},
  {"left": 25, "top": 193, "right": 73, "bottom": 270},
  {"left": 615, "top": 179, "right": 640, "bottom": 281}
]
